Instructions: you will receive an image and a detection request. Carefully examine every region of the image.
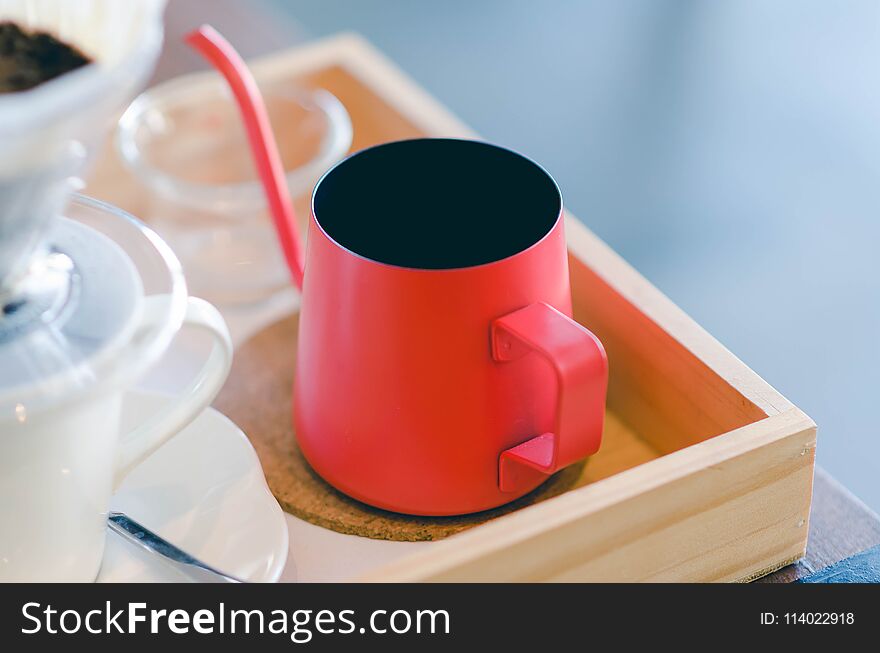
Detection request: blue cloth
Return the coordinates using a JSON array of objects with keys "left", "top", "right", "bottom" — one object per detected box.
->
[{"left": 798, "top": 545, "right": 880, "bottom": 583}]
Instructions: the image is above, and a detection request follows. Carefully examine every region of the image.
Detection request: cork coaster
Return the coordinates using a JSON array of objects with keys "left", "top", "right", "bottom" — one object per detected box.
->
[{"left": 213, "top": 312, "right": 588, "bottom": 541}]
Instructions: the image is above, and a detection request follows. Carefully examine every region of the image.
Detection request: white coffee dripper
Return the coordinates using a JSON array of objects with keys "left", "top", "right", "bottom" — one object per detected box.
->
[
  {"left": 0, "top": 0, "right": 166, "bottom": 287},
  {"left": 0, "top": 0, "right": 234, "bottom": 582}
]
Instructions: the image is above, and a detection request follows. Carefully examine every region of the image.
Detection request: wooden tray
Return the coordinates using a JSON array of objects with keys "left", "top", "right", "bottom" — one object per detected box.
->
[{"left": 88, "top": 34, "right": 816, "bottom": 582}]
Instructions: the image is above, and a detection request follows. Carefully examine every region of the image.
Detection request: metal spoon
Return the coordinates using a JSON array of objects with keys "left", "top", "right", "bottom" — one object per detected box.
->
[{"left": 108, "top": 511, "right": 244, "bottom": 583}]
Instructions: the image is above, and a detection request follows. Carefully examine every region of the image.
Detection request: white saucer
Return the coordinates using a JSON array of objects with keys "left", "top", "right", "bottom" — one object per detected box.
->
[{"left": 97, "top": 391, "right": 288, "bottom": 582}]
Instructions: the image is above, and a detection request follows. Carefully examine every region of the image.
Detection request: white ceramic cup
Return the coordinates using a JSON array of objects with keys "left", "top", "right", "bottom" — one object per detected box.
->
[
  {"left": 0, "top": 298, "right": 232, "bottom": 582},
  {"left": 0, "top": 199, "right": 233, "bottom": 582}
]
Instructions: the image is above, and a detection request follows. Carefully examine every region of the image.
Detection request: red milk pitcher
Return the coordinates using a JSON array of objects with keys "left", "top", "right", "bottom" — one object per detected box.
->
[
  {"left": 294, "top": 139, "right": 607, "bottom": 515},
  {"left": 185, "top": 28, "right": 607, "bottom": 516}
]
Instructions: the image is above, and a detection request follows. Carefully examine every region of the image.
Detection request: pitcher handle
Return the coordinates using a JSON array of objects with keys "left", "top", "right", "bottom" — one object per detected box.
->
[{"left": 492, "top": 302, "right": 607, "bottom": 493}]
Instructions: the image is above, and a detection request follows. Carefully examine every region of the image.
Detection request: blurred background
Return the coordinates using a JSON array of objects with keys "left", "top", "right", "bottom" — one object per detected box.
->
[{"left": 159, "top": 0, "right": 880, "bottom": 510}]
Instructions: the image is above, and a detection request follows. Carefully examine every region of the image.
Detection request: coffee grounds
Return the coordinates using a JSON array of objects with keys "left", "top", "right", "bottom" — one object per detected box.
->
[{"left": 0, "top": 21, "right": 92, "bottom": 93}]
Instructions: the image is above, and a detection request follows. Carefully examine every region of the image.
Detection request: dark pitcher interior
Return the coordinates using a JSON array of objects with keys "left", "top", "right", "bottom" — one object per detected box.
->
[{"left": 312, "top": 138, "right": 562, "bottom": 269}]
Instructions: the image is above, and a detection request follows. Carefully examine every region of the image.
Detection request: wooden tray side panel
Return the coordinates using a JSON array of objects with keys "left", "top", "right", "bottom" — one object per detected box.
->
[
  {"left": 364, "top": 409, "right": 815, "bottom": 582},
  {"left": 568, "top": 250, "right": 768, "bottom": 454}
]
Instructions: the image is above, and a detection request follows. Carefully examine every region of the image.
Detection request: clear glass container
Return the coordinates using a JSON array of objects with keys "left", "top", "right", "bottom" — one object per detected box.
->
[{"left": 116, "top": 75, "right": 353, "bottom": 304}]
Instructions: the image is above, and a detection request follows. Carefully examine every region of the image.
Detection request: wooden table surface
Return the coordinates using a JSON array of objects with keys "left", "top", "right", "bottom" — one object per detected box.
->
[{"left": 150, "top": 0, "right": 880, "bottom": 582}]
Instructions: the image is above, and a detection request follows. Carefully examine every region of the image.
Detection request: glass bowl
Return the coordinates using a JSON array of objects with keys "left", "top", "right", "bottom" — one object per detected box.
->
[{"left": 116, "top": 74, "right": 353, "bottom": 303}]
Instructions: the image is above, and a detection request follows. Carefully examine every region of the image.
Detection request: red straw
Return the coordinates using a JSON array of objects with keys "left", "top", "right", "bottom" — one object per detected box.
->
[{"left": 185, "top": 25, "right": 305, "bottom": 290}]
